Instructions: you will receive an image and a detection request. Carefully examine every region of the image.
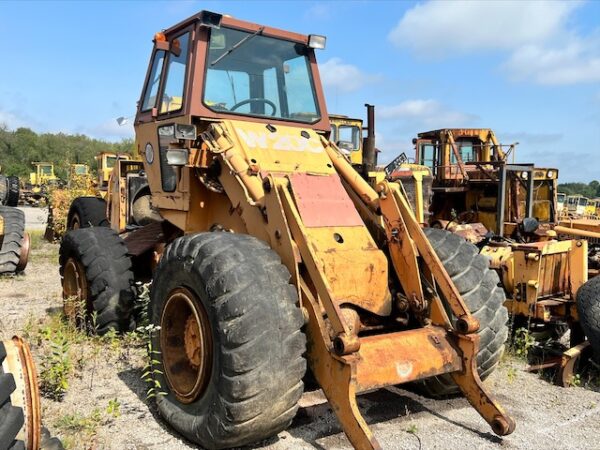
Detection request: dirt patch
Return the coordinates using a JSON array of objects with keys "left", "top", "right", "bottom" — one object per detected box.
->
[{"left": 2, "top": 235, "right": 600, "bottom": 449}]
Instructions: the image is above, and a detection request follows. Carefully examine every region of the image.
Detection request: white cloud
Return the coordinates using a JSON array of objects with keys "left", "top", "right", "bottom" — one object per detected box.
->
[
  {"left": 389, "top": 1, "right": 577, "bottom": 55},
  {"left": 320, "top": 58, "right": 378, "bottom": 93},
  {"left": 83, "top": 118, "right": 134, "bottom": 142},
  {"left": 504, "top": 40, "right": 600, "bottom": 85},
  {"left": 388, "top": 0, "right": 600, "bottom": 86},
  {"left": 378, "top": 99, "right": 478, "bottom": 128}
]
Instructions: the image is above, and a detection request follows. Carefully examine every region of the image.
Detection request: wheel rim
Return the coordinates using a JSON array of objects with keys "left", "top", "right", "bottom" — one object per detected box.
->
[
  {"left": 16, "top": 232, "right": 30, "bottom": 272},
  {"left": 160, "top": 287, "right": 212, "bottom": 404},
  {"left": 3, "top": 337, "right": 41, "bottom": 450},
  {"left": 71, "top": 213, "right": 81, "bottom": 230},
  {"left": 62, "top": 257, "right": 89, "bottom": 321}
]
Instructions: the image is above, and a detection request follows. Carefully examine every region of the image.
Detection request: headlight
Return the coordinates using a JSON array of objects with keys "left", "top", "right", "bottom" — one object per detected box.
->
[
  {"left": 166, "top": 149, "right": 189, "bottom": 166},
  {"left": 308, "top": 34, "right": 326, "bottom": 49}
]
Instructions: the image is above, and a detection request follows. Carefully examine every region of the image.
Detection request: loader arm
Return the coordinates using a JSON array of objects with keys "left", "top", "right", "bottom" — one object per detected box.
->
[{"left": 199, "top": 121, "right": 515, "bottom": 449}]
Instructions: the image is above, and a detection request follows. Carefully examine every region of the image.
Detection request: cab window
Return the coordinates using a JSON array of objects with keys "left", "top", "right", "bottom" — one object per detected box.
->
[
  {"left": 160, "top": 32, "right": 191, "bottom": 114},
  {"left": 450, "top": 143, "right": 476, "bottom": 163},
  {"left": 419, "top": 143, "right": 436, "bottom": 171},
  {"left": 337, "top": 125, "right": 361, "bottom": 151},
  {"left": 142, "top": 50, "right": 166, "bottom": 111}
]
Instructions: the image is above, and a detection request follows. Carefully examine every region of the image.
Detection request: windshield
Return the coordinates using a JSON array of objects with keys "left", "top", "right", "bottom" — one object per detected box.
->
[
  {"left": 40, "top": 165, "right": 52, "bottom": 175},
  {"left": 106, "top": 156, "right": 117, "bottom": 169},
  {"left": 557, "top": 193, "right": 566, "bottom": 202},
  {"left": 74, "top": 165, "right": 87, "bottom": 175},
  {"left": 204, "top": 27, "right": 320, "bottom": 123}
]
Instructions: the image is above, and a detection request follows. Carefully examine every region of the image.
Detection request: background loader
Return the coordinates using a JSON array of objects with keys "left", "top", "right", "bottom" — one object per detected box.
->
[
  {"left": 21, "top": 162, "right": 60, "bottom": 206},
  {"left": 60, "top": 11, "right": 514, "bottom": 449},
  {"left": 391, "top": 126, "right": 600, "bottom": 385}
]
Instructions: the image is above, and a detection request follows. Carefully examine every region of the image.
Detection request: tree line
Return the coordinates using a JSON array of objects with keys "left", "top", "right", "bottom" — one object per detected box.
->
[
  {"left": 558, "top": 181, "right": 600, "bottom": 199},
  {"left": 0, "top": 125, "right": 135, "bottom": 181}
]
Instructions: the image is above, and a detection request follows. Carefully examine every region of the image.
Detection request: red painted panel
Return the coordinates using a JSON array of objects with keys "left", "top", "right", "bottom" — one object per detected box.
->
[{"left": 289, "top": 173, "right": 364, "bottom": 227}]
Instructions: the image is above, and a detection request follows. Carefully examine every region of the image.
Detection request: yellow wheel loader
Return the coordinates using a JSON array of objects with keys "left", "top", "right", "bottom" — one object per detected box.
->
[
  {"left": 21, "top": 162, "right": 60, "bottom": 206},
  {"left": 60, "top": 11, "right": 514, "bottom": 449}
]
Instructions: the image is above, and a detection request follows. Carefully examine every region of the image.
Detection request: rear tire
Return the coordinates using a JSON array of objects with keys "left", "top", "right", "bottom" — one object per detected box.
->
[
  {"left": 576, "top": 276, "right": 600, "bottom": 358},
  {"left": 0, "top": 342, "right": 25, "bottom": 450},
  {"left": 59, "top": 227, "right": 134, "bottom": 334},
  {"left": 67, "top": 197, "right": 108, "bottom": 230},
  {"left": 151, "top": 232, "right": 306, "bottom": 449},
  {"left": 0, "top": 206, "right": 28, "bottom": 274},
  {"left": 418, "top": 228, "right": 509, "bottom": 396}
]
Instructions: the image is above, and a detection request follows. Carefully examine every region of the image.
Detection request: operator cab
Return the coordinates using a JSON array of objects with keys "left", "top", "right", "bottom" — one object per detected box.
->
[
  {"left": 136, "top": 11, "right": 329, "bottom": 130},
  {"left": 329, "top": 115, "right": 363, "bottom": 165}
]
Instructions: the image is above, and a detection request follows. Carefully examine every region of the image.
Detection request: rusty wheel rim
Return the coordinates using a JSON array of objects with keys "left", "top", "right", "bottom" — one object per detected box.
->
[
  {"left": 16, "top": 232, "right": 30, "bottom": 272},
  {"left": 3, "top": 337, "right": 41, "bottom": 450},
  {"left": 62, "top": 257, "right": 89, "bottom": 322},
  {"left": 71, "top": 213, "right": 81, "bottom": 230},
  {"left": 160, "top": 287, "right": 212, "bottom": 404}
]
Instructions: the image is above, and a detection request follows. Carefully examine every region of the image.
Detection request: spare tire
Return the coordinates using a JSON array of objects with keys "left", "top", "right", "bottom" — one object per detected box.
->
[{"left": 418, "top": 228, "right": 509, "bottom": 396}]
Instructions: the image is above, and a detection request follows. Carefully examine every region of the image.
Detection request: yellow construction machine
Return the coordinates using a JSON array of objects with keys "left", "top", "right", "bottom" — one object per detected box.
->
[
  {"left": 94, "top": 152, "right": 131, "bottom": 193},
  {"left": 329, "top": 114, "right": 364, "bottom": 166},
  {"left": 393, "top": 127, "right": 600, "bottom": 384},
  {"left": 60, "top": 11, "right": 515, "bottom": 449},
  {"left": 21, "top": 162, "right": 60, "bottom": 206}
]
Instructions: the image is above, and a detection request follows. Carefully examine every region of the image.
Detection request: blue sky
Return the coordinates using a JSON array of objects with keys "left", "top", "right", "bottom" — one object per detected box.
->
[{"left": 1, "top": 0, "right": 599, "bottom": 182}]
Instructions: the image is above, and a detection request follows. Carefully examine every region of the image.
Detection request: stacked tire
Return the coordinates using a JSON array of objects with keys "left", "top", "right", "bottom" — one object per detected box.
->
[
  {"left": 0, "top": 206, "right": 28, "bottom": 275},
  {"left": 0, "top": 175, "right": 20, "bottom": 207}
]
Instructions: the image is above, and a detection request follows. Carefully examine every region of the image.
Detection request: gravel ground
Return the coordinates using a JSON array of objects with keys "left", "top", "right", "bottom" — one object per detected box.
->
[
  {"left": 19, "top": 206, "right": 49, "bottom": 231},
  {"left": 1, "top": 229, "right": 600, "bottom": 449}
]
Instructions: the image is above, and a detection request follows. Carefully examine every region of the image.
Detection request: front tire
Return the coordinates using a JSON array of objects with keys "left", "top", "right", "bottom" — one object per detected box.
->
[
  {"left": 59, "top": 227, "right": 134, "bottom": 334},
  {"left": 419, "top": 228, "right": 509, "bottom": 396},
  {"left": 151, "top": 232, "right": 306, "bottom": 449}
]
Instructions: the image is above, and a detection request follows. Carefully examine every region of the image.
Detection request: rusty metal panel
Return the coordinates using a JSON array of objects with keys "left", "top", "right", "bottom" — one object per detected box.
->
[
  {"left": 354, "top": 327, "right": 462, "bottom": 391},
  {"left": 289, "top": 173, "right": 364, "bottom": 228}
]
